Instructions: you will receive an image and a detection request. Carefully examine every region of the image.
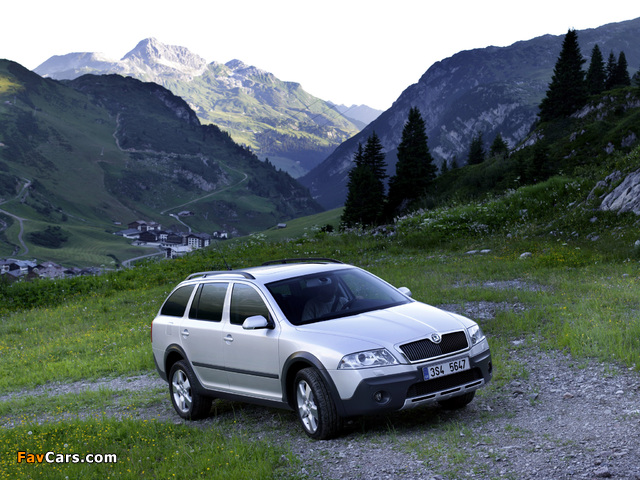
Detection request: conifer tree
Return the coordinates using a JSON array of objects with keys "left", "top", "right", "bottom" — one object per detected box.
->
[
  {"left": 386, "top": 107, "right": 436, "bottom": 216},
  {"left": 341, "top": 134, "right": 387, "bottom": 227},
  {"left": 605, "top": 51, "right": 618, "bottom": 89},
  {"left": 525, "top": 142, "right": 552, "bottom": 183},
  {"left": 586, "top": 44, "right": 606, "bottom": 95},
  {"left": 539, "top": 29, "right": 587, "bottom": 122},
  {"left": 614, "top": 52, "right": 631, "bottom": 87},
  {"left": 605, "top": 51, "right": 632, "bottom": 89},
  {"left": 489, "top": 133, "right": 509, "bottom": 159},
  {"left": 362, "top": 131, "right": 387, "bottom": 182},
  {"left": 467, "top": 132, "right": 485, "bottom": 165}
]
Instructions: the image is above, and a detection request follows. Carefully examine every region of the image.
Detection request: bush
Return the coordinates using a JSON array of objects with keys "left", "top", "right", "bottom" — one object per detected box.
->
[{"left": 27, "top": 226, "right": 70, "bottom": 248}]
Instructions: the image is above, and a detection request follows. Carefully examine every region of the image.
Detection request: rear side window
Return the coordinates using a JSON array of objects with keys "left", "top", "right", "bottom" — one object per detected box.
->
[
  {"left": 189, "top": 283, "right": 228, "bottom": 322},
  {"left": 160, "top": 285, "right": 195, "bottom": 317},
  {"left": 229, "top": 283, "right": 271, "bottom": 326}
]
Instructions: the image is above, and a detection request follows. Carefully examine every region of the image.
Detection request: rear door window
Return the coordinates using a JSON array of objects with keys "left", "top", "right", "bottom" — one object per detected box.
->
[
  {"left": 160, "top": 285, "right": 195, "bottom": 317},
  {"left": 189, "top": 283, "right": 228, "bottom": 322}
]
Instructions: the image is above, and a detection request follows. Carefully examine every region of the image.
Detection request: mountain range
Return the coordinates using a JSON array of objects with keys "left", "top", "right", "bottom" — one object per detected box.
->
[
  {"left": 300, "top": 17, "right": 640, "bottom": 208},
  {"left": 34, "top": 38, "right": 382, "bottom": 178},
  {"left": 0, "top": 60, "right": 321, "bottom": 265}
]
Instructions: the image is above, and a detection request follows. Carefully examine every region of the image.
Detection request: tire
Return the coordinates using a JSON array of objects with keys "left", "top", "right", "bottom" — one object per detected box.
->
[
  {"left": 294, "top": 368, "right": 341, "bottom": 440},
  {"left": 168, "top": 360, "right": 212, "bottom": 420},
  {"left": 438, "top": 391, "right": 476, "bottom": 410}
]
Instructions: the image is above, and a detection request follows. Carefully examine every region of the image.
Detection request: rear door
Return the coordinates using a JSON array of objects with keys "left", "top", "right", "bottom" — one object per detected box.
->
[{"left": 179, "top": 282, "right": 229, "bottom": 391}]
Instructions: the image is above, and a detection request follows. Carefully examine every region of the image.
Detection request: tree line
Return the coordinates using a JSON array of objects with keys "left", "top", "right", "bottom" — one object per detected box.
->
[
  {"left": 540, "top": 29, "right": 637, "bottom": 123},
  {"left": 341, "top": 107, "right": 438, "bottom": 227},
  {"left": 341, "top": 28, "right": 639, "bottom": 229}
]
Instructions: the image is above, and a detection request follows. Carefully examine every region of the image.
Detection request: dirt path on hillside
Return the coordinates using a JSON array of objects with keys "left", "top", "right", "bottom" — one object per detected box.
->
[{"left": 0, "top": 179, "right": 31, "bottom": 255}]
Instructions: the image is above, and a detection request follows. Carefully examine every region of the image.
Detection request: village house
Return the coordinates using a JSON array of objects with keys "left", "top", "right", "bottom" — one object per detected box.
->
[
  {"left": 114, "top": 219, "right": 227, "bottom": 252},
  {"left": 186, "top": 233, "right": 212, "bottom": 249},
  {"left": 0, "top": 259, "right": 101, "bottom": 281},
  {"left": 128, "top": 220, "right": 162, "bottom": 232},
  {"left": 138, "top": 230, "right": 160, "bottom": 243},
  {"left": 165, "top": 245, "right": 192, "bottom": 259},
  {"left": 0, "top": 258, "right": 37, "bottom": 277},
  {"left": 35, "top": 261, "right": 68, "bottom": 279}
]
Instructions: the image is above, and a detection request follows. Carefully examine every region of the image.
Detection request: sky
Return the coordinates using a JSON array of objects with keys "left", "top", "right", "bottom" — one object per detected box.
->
[{"left": 1, "top": 1, "right": 638, "bottom": 110}]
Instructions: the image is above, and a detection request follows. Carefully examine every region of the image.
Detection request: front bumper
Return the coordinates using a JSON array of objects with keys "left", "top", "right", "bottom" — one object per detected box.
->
[{"left": 334, "top": 349, "right": 492, "bottom": 417}]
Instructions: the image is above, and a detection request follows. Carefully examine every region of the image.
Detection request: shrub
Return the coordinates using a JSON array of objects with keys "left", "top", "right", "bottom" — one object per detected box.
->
[{"left": 27, "top": 226, "right": 70, "bottom": 248}]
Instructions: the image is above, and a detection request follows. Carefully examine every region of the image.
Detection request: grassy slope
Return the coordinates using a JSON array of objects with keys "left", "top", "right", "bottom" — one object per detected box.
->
[{"left": 2, "top": 155, "right": 640, "bottom": 476}]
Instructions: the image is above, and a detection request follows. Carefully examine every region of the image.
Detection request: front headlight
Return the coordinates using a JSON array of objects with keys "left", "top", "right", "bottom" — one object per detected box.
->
[
  {"left": 467, "top": 324, "right": 485, "bottom": 345},
  {"left": 338, "top": 348, "right": 399, "bottom": 369}
]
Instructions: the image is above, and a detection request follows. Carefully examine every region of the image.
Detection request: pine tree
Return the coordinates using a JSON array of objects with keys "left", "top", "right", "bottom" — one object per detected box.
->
[
  {"left": 539, "top": 29, "right": 587, "bottom": 122},
  {"left": 605, "top": 51, "right": 618, "bottom": 90},
  {"left": 614, "top": 52, "right": 631, "bottom": 87},
  {"left": 467, "top": 132, "right": 485, "bottom": 165},
  {"left": 386, "top": 107, "right": 437, "bottom": 216},
  {"left": 489, "top": 133, "right": 509, "bottom": 159},
  {"left": 525, "top": 142, "right": 552, "bottom": 183},
  {"left": 340, "top": 135, "right": 387, "bottom": 227},
  {"left": 341, "top": 162, "right": 383, "bottom": 227},
  {"left": 586, "top": 44, "right": 606, "bottom": 95},
  {"left": 362, "top": 131, "right": 387, "bottom": 182}
]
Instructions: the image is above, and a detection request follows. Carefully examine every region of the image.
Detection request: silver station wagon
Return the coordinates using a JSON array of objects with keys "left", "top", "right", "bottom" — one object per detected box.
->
[{"left": 151, "top": 258, "right": 492, "bottom": 439}]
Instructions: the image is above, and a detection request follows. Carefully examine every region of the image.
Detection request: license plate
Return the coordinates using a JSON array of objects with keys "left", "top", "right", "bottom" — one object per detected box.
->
[{"left": 423, "top": 357, "right": 469, "bottom": 380}]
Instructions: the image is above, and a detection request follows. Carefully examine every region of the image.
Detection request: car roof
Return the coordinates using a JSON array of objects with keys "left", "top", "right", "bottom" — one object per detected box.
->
[{"left": 183, "top": 259, "right": 355, "bottom": 285}]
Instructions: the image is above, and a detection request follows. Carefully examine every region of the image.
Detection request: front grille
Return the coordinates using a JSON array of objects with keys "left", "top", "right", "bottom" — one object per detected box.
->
[
  {"left": 399, "top": 331, "right": 468, "bottom": 362},
  {"left": 406, "top": 369, "right": 482, "bottom": 398}
]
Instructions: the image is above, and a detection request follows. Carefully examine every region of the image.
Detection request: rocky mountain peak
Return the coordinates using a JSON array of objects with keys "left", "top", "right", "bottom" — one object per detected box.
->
[
  {"left": 122, "top": 38, "right": 208, "bottom": 77},
  {"left": 225, "top": 59, "right": 270, "bottom": 78},
  {"left": 35, "top": 52, "right": 119, "bottom": 78}
]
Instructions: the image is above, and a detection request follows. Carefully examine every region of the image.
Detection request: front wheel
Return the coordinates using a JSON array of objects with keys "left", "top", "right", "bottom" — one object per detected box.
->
[
  {"left": 168, "top": 360, "right": 212, "bottom": 420},
  {"left": 294, "top": 368, "right": 341, "bottom": 440}
]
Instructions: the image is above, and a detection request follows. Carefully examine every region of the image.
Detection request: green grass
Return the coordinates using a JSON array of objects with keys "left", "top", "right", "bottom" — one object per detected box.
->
[
  {"left": 258, "top": 207, "right": 343, "bottom": 242},
  {"left": 3, "top": 418, "right": 296, "bottom": 480},
  {"left": 0, "top": 286, "right": 166, "bottom": 392},
  {"left": 3, "top": 158, "right": 640, "bottom": 477}
]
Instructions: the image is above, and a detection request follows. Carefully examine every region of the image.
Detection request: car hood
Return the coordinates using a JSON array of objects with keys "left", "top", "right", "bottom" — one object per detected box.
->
[{"left": 297, "top": 301, "right": 473, "bottom": 347}]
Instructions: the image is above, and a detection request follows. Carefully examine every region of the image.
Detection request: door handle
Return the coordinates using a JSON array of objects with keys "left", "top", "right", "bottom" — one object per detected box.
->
[
  {"left": 224, "top": 334, "right": 234, "bottom": 344},
  {"left": 181, "top": 329, "right": 190, "bottom": 338}
]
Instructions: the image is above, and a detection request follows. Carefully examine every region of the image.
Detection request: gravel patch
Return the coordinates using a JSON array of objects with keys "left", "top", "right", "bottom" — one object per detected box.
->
[{"left": 0, "top": 373, "right": 163, "bottom": 404}]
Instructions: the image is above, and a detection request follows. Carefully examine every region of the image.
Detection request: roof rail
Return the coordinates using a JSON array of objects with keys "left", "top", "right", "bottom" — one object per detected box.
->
[
  {"left": 262, "top": 258, "right": 344, "bottom": 266},
  {"left": 185, "top": 270, "right": 255, "bottom": 280}
]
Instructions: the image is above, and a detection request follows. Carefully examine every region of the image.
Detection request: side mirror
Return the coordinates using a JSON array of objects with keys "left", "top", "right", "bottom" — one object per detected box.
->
[
  {"left": 242, "top": 315, "right": 270, "bottom": 330},
  {"left": 398, "top": 287, "right": 412, "bottom": 298}
]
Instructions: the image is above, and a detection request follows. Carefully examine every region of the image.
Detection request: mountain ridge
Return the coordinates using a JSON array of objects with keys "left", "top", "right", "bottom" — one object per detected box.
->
[
  {"left": 301, "top": 17, "right": 640, "bottom": 209},
  {"left": 34, "top": 39, "right": 383, "bottom": 177}
]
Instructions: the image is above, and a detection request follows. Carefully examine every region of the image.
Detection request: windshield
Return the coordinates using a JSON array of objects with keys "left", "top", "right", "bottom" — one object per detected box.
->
[{"left": 266, "top": 268, "right": 411, "bottom": 325}]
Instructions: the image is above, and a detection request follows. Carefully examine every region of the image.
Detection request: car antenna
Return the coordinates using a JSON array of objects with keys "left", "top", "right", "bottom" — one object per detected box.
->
[{"left": 213, "top": 239, "right": 232, "bottom": 270}]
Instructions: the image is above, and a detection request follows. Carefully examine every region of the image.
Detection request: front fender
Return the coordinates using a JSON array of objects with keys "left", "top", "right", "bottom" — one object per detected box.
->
[{"left": 281, "top": 351, "right": 347, "bottom": 416}]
